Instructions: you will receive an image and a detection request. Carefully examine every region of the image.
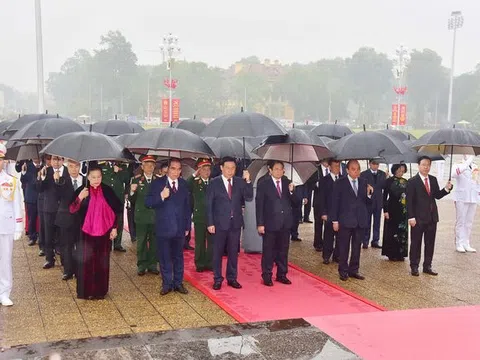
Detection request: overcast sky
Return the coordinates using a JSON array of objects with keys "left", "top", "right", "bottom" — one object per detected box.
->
[{"left": 1, "top": 0, "right": 479, "bottom": 92}]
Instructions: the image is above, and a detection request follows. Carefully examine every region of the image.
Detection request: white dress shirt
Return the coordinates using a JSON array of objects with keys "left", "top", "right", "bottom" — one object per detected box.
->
[
  {"left": 71, "top": 175, "right": 83, "bottom": 188},
  {"left": 272, "top": 176, "right": 282, "bottom": 193},
  {"left": 330, "top": 173, "right": 339, "bottom": 182},
  {"left": 222, "top": 175, "right": 233, "bottom": 193},
  {"left": 41, "top": 166, "right": 64, "bottom": 181}
]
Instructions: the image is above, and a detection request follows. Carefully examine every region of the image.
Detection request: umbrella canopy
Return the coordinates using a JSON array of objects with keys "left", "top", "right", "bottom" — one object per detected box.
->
[
  {"left": 254, "top": 129, "right": 334, "bottom": 162},
  {"left": 91, "top": 120, "right": 145, "bottom": 136},
  {"left": 5, "top": 143, "right": 44, "bottom": 161},
  {"left": 173, "top": 119, "right": 207, "bottom": 135},
  {"left": 377, "top": 129, "right": 416, "bottom": 141},
  {"left": 203, "top": 137, "right": 258, "bottom": 160},
  {"left": 2, "top": 113, "right": 67, "bottom": 139},
  {"left": 115, "top": 133, "right": 139, "bottom": 147},
  {"left": 294, "top": 124, "right": 316, "bottom": 131},
  {"left": 127, "top": 128, "right": 215, "bottom": 159},
  {"left": 201, "top": 111, "right": 286, "bottom": 138},
  {"left": 412, "top": 128, "right": 480, "bottom": 155},
  {"left": 329, "top": 131, "right": 411, "bottom": 161},
  {"left": 377, "top": 140, "right": 444, "bottom": 164},
  {"left": 0, "top": 119, "right": 14, "bottom": 140},
  {"left": 9, "top": 118, "right": 85, "bottom": 142},
  {"left": 310, "top": 123, "right": 353, "bottom": 139},
  {"left": 248, "top": 159, "right": 317, "bottom": 185},
  {"left": 40, "top": 132, "right": 134, "bottom": 162}
]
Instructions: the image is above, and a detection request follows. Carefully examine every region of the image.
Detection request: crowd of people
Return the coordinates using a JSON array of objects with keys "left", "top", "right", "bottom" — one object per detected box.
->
[{"left": 2, "top": 139, "right": 478, "bottom": 307}]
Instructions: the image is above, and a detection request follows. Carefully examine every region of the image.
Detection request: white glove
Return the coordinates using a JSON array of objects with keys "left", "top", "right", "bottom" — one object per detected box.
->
[{"left": 14, "top": 231, "right": 23, "bottom": 241}]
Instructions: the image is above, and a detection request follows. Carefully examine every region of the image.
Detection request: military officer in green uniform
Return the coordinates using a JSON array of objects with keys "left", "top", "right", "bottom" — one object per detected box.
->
[
  {"left": 187, "top": 158, "right": 213, "bottom": 272},
  {"left": 100, "top": 161, "right": 130, "bottom": 252},
  {"left": 129, "top": 155, "right": 159, "bottom": 275}
]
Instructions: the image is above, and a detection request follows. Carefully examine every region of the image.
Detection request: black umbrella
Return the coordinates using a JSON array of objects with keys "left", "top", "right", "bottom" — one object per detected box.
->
[
  {"left": 126, "top": 128, "right": 215, "bottom": 159},
  {"left": 204, "top": 137, "right": 258, "bottom": 160},
  {"left": 40, "top": 132, "right": 135, "bottom": 162},
  {"left": 329, "top": 130, "right": 410, "bottom": 161},
  {"left": 201, "top": 111, "right": 286, "bottom": 138},
  {"left": 173, "top": 119, "right": 207, "bottom": 135},
  {"left": 377, "top": 128, "right": 417, "bottom": 141},
  {"left": 0, "top": 119, "right": 14, "bottom": 140},
  {"left": 310, "top": 122, "right": 353, "bottom": 139},
  {"left": 91, "top": 120, "right": 145, "bottom": 136},
  {"left": 412, "top": 127, "right": 480, "bottom": 180},
  {"left": 2, "top": 113, "right": 67, "bottom": 140},
  {"left": 5, "top": 143, "right": 44, "bottom": 161},
  {"left": 294, "top": 124, "right": 316, "bottom": 131},
  {"left": 377, "top": 140, "right": 445, "bottom": 164},
  {"left": 9, "top": 118, "right": 85, "bottom": 142},
  {"left": 115, "top": 133, "right": 139, "bottom": 147}
]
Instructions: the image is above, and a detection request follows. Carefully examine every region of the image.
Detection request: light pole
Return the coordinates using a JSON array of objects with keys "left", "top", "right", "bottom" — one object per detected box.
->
[
  {"left": 447, "top": 11, "right": 464, "bottom": 124},
  {"left": 392, "top": 44, "right": 410, "bottom": 127},
  {"left": 160, "top": 33, "right": 181, "bottom": 127},
  {"left": 34, "top": 0, "right": 45, "bottom": 113}
]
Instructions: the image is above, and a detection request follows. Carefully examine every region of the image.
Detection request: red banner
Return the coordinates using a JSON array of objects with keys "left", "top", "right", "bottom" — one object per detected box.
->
[
  {"left": 391, "top": 104, "right": 398, "bottom": 126},
  {"left": 399, "top": 104, "right": 407, "bottom": 126},
  {"left": 161, "top": 99, "right": 169, "bottom": 123},
  {"left": 172, "top": 99, "right": 180, "bottom": 122}
]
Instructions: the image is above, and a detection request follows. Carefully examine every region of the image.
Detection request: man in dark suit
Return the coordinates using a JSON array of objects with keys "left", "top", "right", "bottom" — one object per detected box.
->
[
  {"left": 206, "top": 156, "right": 253, "bottom": 290},
  {"left": 55, "top": 159, "right": 85, "bottom": 280},
  {"left": 36, "top": 155, "right": 51, "bottom": 256},
  {"left": 37, "top": 155, "right": 68, "bottom": 269},
  {"left": 290, "top": 184, "right": 307, "bottom": 242},
  {"left": 331, "top": 160, "right": 373, "bottom": 281},
  {"left": 360, "top": 159, "right": 386, "bottom": 249},
  {"left": 320, "top": 159, "right": 345, "bottom": 264},
  {"left": 20, "top": 159, "right": 41, "bottom": 246},
  {"left": 145, "top": 158, "right": 191, "bottom": 295},
  {"left": 312, "top": 160, "right": 331, "bottom": 250},
  {"left": 256, "top": 161, "right": 299, "bottom": 286},
  {"left": 407, "top": 156, "right": 452, "bottom": 276}
]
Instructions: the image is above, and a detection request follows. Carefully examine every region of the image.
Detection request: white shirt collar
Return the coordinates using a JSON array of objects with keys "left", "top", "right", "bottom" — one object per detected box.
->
[
  {"left": 419, "top": 174, "right": 429, "bottom": 182},
  {"left": 272, "top": 176, "right": 282, "bottom": 188},
  {"left": 201, "top": 177, "right": 209, "bottom": 183},
  {"left": 330, "top": 173, "right": 339, "bottom": 181},
  {"left": 371, "top": 169, "right": 377, "bottom": 174},
  {"left": 54, "top": 166, "right": 64, "bottom": 177},
  {"left": 167, "top": 176, "right": 178, "bottom": 188},
  {"left": 71, "top": 175, "right": 82, "bottom": 184}
]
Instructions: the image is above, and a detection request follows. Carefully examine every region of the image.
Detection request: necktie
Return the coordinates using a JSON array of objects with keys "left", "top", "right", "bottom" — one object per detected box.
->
[
  {"left": 276, "top": 180, "right": 282, "bottom": 197},
  {"left": 335, "top": 175, "right": 338, "bottom": 181},
  {"left": 172, "top": 181, "right": 177, "bottom": 193},
  {"left": 325, "top": 168, "right": 329, "bottom": 176},
  {"left": 73, "top": 179, "right": 78, "bottom": 190},
  {"left": 424, "top": 177, "right": 430, "bottom": 195},
  {"left": 205, "top": 181, "right": 208, "bottom": 185},
  {"left": 352, "top": 179, "right": 358, "bottom": 196},
  {"left": 227, "top": 178, "right": 232, "bottom": 199}
]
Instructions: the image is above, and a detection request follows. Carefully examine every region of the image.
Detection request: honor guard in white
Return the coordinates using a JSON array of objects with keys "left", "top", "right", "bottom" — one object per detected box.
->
[
  {"left": 451, "top": 155, "right": 480, "bottom": 253},
  {"left": 0, "top": 143, "right": 24, "bottom": 306}
]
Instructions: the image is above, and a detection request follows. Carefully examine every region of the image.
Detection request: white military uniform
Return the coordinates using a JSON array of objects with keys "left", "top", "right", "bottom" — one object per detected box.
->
[
  {"left": 451, "top": 155, "right": 480, "bottom": 253},
  {"left": 0, "top": 144, "right": 24, "bottom": 306}
]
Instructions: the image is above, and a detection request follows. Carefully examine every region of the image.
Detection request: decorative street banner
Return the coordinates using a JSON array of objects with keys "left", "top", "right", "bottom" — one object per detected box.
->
[
  {"left": 161, "top": 99, "right": 169, "bottom": 123},
  {"left": 391, "top": 104, "right": 398, "bottom": 126},
  {"left": 399, "top": 104, "right": 407, "bottom": 126},
  {"left": 172, "top": 99, "right": 180, "bottom": 122}
]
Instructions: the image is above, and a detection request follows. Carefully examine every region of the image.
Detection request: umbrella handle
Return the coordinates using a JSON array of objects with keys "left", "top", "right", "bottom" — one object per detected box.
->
[
  {"left": 290, "top": 146, "right": 294, "bottom": 180},
  {"left": 448, "top": 146, "right": 453, "bottom": 181},
  {"left": 242, "top": 137, "right": 246, "bottom": 169}
]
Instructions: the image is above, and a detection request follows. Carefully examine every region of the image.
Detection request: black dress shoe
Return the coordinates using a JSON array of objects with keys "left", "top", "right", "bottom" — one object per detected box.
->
[
  {"left": 174, "top": 284, "right": 189, "bottom": 294},
  {"left": 349, "top": 273, "right": 365, "bottom": 280},
  {"left": 323, "top": 259, "right": 330, "bottom": 265},
  {"left": 62, "top": 273, "right": 73, "bottom": 281},
  {"left": 114, "top": 246, "right": 127, "bottom": 252},
  {"left": 291, "top": 238, "right": 302, "bottom": 242},
  {"left": 43, "top": 261, "right": 55, "bottom": 269},
  {"left": 371, "top": 243, "right": 382, "bottom": 249},
  {"left": 160, "top": 288, "right": 172, "bottom": 296},
  {"left": 227, "top": 280, "right": 242, "bottom": 289},
  {"left": 411, "top": 269, "right": 420, "bottom": 276},
  {"left": 276, "top": 277, "right": 292, "bottom": 285},
  {"left": 332, "top": 257, "right": 339, "bottom": 263},
  {"left": 130, "top": 238, "right": 137, "bottom": 243},
  {"left": 148, "top": 268, "right": 160, "bottom": 275},
  {"left": 315, "top": 247, "right": 323, "bottom": 252},
  {"left": 38, "top": 250, "right": 45, "bottom": 256},
  {"left": 263, "top": 279, "right": 273, "bottom": 286},
  {"left": 184, "top": 244, "right": 194, "bottom": 250},
  {"left": 340, "top": 274, "right": 349, "bottom": 281},
  {"left": 28, "top": 240, "right": 36, "bottom": 246},
  {"left": 137, "top": 270, "right": 146, "bottom": 276},
  {"left": 423, "top": 269, "right": 438, "bottom": 276},
  {"left": 362, "top": 244, "right": 368, "bottom": 249},
  {"left": 304, "top": 220, "right": 313, "bottom": 224},
  {"left": 213, "top": 282, "right": 222, "bottom": 290}
]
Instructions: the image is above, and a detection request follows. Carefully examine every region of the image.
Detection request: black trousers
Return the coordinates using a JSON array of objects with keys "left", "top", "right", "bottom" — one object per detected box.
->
[
  {"left": 60, "top": 226, "right": 80, "bottom": 276},
  {"left": 290, "top": 206, "right": 302, "bottom": 239},
  {"left": 261, "top": 229, "right": 290, "bottom": 281},
  {"left": 337, "top": 226, "right": 364, "bottom": 276},
  {"left": 38, "top": 208, "right": 45, "bottom": 251},
  {"left": 323, "top": 221, "right": 339, "bottom": 261},
  {"left": 43, "top": 212, "right": 58, "bottom": 263},
  {"left": 127, "top": 205, "right": 136, "bottom": 240},
  {"left": 303, "top": 188, "right": 313, "bottom": 221},
  {"left": 26, "top": 202, "right": 38, "bottom": 241},
  {"left": 409, "top": 222, "right": 437, "bottom": 270},
  {"left": 212, "top": 220, "right": 241, "bottom": 283},
  {"left": 313, "top": 212, "right": 324, "bottom": 250}
]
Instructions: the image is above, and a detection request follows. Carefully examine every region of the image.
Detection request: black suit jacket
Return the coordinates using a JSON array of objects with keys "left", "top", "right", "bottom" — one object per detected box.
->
[
  {"left": 38, "top": 166, "right": 69, "bottom": 213},
  {"left": 319, "top": 173, "right": 345, "bottom": 219},
  {"left": 331, "top": 176, "right": 370, "bottom": 229},
  {"left": 206, "top": 176, "right": 253, "bottom": 231},
  {"left": 55, "top": 175, "right": 86, "bottom": 228},
  {"left": 20, "top": 161, "right": 41, "bottom": 204},
  {"left": 360, "top": 169, "right": 386, "bottom": 209},
  {"left": 256, "top": 176, "right": 300, "bottom": 231},
  {"left": 406, "top": 174, "right": 449, "bottom": 225}
]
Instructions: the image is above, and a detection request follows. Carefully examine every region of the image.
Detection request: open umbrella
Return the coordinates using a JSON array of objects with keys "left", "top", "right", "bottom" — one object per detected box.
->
[
  {"left": 9, "top": 118, "right": 85, "bottom": 142},
  {"left": 126, "top": 128, "right": 215, "bottom": 159},
  {"left": 40, "top": 132, "right": 134, "bottom": 162},
  {"left": 294, "top": 124, "right": 316, "bottom": 131},
  {"left": 2, "top": 113, "right": 67, "bottom": 140},
  {"left": 91, "top": 120, "right": 145, "bottom": 136},
  {"left": 4, "top": 140, "right": 45, "bottom": 161},
  {"left": 173, "top": 119, "right": 206, "bottom": 135},
  {"left": 377, "top": 128, "right": 416, "bottom": 141},
  {"left": 310, "top": 122, "right": 353, "bottom": 139},
  {"left": 329, "top": 130, "right": 410, "bottom": 161},
  {"left": 412, "top": 127, "right": 480, "bottom": 180},
  {"left": 0, "top": 119, "right": 14, "bottom": 140},
  {"left": 204, "top": 137, "right": 258, "bottom": 160},
  {"left": 114, "top": 133, "right": 139, "bottom": 147}
]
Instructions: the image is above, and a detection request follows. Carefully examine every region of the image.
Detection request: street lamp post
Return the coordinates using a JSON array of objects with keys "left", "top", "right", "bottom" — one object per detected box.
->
[
  {"left": 392, "top": 44, "right": 410, "bottom": 127},
  {"left": 160, "top": 33, "right": 181, "bottom": 127},
  {"left": 34, "top": 0, "right": 45, "bottom": 113},
  {"left": 447, "top": 11, "right": 464, "bottom": 124}
]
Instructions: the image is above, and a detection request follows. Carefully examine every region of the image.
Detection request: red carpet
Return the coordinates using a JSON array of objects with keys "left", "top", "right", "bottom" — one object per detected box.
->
[{"left": 307, "top": 306, "right": 480, "bottom": 359}]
